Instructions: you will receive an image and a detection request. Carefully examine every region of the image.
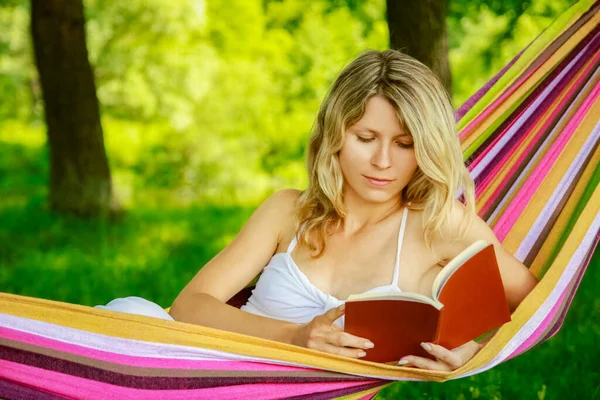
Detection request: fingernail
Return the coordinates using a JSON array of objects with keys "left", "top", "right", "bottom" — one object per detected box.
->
[
  {"left": 397, "top": 359, "right": 409, "bottom": 365},
  {"left": 358, "top": 351, "right": 366, "bottom": 357},
  {"left": 420, "top": 342, "right": 432, "bottom": 351},
  {"left": 364, "top": 341, "right": 374, "bottom": 349},
  {"left": 339, "top": 304, "right": 345, "bottom": 311}
]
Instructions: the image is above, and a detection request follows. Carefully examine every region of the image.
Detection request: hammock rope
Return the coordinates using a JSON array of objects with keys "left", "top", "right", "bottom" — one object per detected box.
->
[{"left": 1, "top": 1, "right": 599, "bottom": 398}]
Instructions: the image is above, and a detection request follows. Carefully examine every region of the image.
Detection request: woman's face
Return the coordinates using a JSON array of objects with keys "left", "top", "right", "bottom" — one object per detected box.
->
[{"left": 338, "top": 95, "right": 418, "bottom": 204}]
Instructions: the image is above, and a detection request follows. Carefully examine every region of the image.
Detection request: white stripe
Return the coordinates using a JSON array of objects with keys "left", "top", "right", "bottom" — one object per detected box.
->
[{"left": 455, "top": 209, "right": 600, "bottom": 378}]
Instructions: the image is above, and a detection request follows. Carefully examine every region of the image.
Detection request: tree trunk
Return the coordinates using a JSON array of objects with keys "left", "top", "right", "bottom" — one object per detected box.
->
[
  {"left": 386, "top": 0, "right": 452, "bottom": 100},
  {"left": 30, "top": 0, "right": 118, "bottom": 216}
]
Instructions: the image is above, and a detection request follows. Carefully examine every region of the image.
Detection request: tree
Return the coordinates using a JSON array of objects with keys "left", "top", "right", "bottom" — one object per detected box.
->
[
  {"left": 386, "top": 0, "right": 452, "bottom": 98},
  {"left": 30, "top": 0, "right": 118, "bottom": 216}
]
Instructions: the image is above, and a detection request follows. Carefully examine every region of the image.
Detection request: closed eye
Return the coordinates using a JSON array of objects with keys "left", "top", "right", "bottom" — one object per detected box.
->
[
  {"left": 356, "top": 136, "right": 374, "bottom": 143},
  {"left": 356, "top": 135, "right": 413, "bottom": 148}
]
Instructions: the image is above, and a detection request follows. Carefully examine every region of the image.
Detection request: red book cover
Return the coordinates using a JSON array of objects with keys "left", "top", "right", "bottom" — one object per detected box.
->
[{"left": 344, "top": 242, "right": 512, "bottom": 363}]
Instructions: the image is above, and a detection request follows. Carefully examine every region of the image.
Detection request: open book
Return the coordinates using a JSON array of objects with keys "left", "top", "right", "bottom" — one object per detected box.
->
[{"left": 344, "top": 240, "right": 512, "bottom": 363}]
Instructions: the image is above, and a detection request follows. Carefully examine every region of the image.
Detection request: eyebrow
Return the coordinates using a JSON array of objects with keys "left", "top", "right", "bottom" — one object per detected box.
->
[{"left": 356, "top": 127, "right": 410, "bottom": 138}]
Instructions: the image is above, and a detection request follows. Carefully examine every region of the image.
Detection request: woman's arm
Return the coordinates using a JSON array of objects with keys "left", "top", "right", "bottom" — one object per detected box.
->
[
  {"left": 397, "top": 201, "right": 539, "bottom": 370},
  {"left": 169, "top": 188, "right": 302, "bottom": 343},
  {"left": 170, "top": 292, "right": 299, "bottom": 343},
  {"left": 170, "top": 188, "right": 375, "bottom": 358},
  {"left": 439, "top": 200, "right": 540, "bottom": 311}
]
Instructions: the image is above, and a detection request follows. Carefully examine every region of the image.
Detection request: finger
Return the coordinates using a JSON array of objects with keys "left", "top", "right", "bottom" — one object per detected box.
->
[
  {"left": 322, "top": 304, "right": 346, "bottom": 325},
  {"left": 398, "top": 356, "right": 452, "bottom": 371},
  {"left": 421, "top": 342, "right": 462, "bottom": 370},
  {"left": 319, "top": 342, "right": 367, "bottom": 359},
  {"left": 455, "top": 340, "right": 483, "bottom": 360},
  {"left": 326, "top": 331, "right": 374, "bottom": 350},
  {"left": 321, "top": 305, "right": 344, "bottom": 323}
]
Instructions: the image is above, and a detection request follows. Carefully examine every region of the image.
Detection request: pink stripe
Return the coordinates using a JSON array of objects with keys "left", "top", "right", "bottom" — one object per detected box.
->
[
  {"left": 474, "top": 50, "right": 600, "bottom": 216},
  {"left": 494, "top": 81, "right": 600, "bottom": 240},
  {"left": 475, "top": 118, "right": 532, "bottom": 205},
  {"left": 478, "top": 83, "right": 587, "bottom": 215},
  {"left": 0, "top": 360, "right": 380, "bottom": 400},
  {"left": 0, "top": 327, "right": 315, "bottom": 372},
  {"left": 459, "top": 58, "right": 541, "bottom": 140},
  {"left": 505, "top": 289, "right": 567, "bottom": 362},
  {"left": 470, "top": 102, "right": 531, "bottom": 179},
  {"left": 504, "top": 230, "right": 599, "bottom": 362}
]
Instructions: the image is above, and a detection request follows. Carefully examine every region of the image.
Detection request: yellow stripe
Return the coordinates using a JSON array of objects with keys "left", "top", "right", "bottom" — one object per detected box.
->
[
  {"left": 458, "top": 0, "right": 593, "bottom": 130},
  {"left": 448, "top": 182, "right": 600, "bottom": 378},
  {"left": 335, "top": 382, "right": 394, "bottom": 400},
  {"left": 476, "top": 56, "right": 598, "bottom": 215},
  {"left": 460, "top": 13, "right": 599, "bottom": 151},
  {"left": 530, "top": 136, "right": 600, "bottom": 277},
  {"left": 0, "top": 292, "right": 449, "bottom": 381},
  {"left": 502, "top": 95, "right": 600, "bottom": 252},
  {"left": 485, "top": 70, "right": 598, "bottom": 229}
]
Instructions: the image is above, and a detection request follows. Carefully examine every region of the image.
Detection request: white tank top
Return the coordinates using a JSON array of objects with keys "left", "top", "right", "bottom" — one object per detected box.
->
[{"left": 240, "top": 204, "right": 409, "bottom": 328}]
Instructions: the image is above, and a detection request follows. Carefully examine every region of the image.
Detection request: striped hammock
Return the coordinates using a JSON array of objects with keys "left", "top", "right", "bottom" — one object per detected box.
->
[{"left": 1, "top": 1, "right": 599, "bottom": 398}]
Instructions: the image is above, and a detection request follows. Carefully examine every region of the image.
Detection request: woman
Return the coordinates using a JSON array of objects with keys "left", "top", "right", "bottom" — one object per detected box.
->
[{"left": 97, "top": 49, "right": 539, "bottom": 371}]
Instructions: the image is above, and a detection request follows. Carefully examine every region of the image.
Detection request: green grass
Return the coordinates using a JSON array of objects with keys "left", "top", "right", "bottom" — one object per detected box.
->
[
  {"left": 0, "top": 140, "right": 598, "bottom": 400},
  {"left": 0, "top": 195, "right": 256, "bottom": 308}
]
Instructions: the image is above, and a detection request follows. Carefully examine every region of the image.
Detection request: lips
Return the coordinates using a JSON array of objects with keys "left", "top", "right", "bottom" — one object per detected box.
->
[{"left": 364, "top": 175, "right": 393, "bottom": 182}]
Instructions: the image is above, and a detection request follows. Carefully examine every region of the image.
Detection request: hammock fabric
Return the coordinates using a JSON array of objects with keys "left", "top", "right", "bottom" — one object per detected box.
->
[{"left": 1, "top": 1, "right": 599, "bottom": 398}]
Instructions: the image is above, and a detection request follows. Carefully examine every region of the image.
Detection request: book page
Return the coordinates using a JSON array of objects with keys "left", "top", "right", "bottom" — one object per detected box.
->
[{"left": 346, "top": 291, "right": 442, "bottom": 309}]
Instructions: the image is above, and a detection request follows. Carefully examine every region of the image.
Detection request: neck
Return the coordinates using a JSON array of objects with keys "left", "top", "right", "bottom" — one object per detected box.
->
[{"left": 340, "top": 189, "right": 404, "bottom": 237}]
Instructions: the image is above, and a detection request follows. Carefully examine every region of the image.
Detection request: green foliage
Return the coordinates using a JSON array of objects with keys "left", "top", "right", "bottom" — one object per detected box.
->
[
  {"left": 0, "top": 0, "right": 578, "bottom": 201},
  {"left": 448, "top": 0, "right": 578, "bottom": 106}
]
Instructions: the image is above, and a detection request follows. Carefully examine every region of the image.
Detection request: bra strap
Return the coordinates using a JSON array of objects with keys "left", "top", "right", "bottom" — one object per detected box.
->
[
  {"left": 286, "top": 235, "right": 298, "bottom": 254},
  {"left": 286, "top": 222, "right": 306, "bottom": 254},
  {"left": 392, "top": 204, "right": 410, "bottom": 284}
]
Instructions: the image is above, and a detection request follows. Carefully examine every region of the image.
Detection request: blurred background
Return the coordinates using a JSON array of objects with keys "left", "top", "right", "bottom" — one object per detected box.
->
[{"left": 1, "top": 0, "right": 597, "bottom": 398}]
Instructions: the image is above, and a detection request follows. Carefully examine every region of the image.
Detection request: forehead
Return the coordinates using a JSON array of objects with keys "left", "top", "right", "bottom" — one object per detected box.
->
[{"left": 351, "top": 96, "right": 408, "bottom": 137}]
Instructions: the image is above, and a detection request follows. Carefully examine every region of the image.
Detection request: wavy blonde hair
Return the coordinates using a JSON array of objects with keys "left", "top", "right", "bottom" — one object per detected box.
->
[{"left": 294, "top": 49, "right": 476, "bottom": 258}]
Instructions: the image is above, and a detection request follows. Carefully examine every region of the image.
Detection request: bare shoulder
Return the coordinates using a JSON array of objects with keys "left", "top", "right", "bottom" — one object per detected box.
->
[
  {"left": 269, "top": 187, "right": 303, "bottom": 206},
  {"left": 264, "top": 188, "right": 303, "bottom": 241},
  {"left": 170, "top": 188, "right": 303, "bottom": 305},
  {"left": 434, "top": 200, "right": 539, "bottom": 311},
  {"left": 435, "top": 200, "right": 500, "bottom": 260}
]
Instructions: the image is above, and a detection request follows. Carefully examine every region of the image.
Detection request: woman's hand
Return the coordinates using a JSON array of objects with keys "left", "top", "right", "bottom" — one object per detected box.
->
[
  {"left": 291, "top": 304, "right": 375, "bottom": 359},
  {"left": 396, "top": 340, "right": 483, "bottom": 371}
]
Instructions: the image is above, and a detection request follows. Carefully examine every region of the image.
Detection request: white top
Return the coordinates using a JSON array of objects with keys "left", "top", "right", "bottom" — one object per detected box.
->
[{"left": 240, "top": 204, "right": 410, "bottom": 328}]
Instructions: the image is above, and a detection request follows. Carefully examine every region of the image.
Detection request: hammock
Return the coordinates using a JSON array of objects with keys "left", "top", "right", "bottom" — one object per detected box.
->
[{"left": 1, "top": 1, "right": 599, "bottom": 398}]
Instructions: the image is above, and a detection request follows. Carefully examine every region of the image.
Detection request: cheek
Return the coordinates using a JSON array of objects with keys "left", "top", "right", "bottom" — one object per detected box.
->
[
  {"left": 407, "top": 154, "right": 418, "bottom": 171},
  {"left": 400, "top": 150, "right": 417, "bottom": 167},
  {"left": 339, "top": 142, "right": 364, "bottom": 166}
]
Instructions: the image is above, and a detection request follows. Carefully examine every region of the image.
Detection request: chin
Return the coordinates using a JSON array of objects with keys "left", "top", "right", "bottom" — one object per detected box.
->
[{"left": 362, "top": 189, "right": 397, "bottom": 202}]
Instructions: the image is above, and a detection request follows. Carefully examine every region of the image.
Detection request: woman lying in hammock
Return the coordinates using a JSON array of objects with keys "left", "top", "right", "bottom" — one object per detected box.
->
[{"left": 97, "top": 49, "right": 539, "bottom": 371}]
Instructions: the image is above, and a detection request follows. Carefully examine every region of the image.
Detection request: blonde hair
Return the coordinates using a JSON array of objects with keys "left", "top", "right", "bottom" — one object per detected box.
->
[{"left": 295, "top": 49, "right": 476, "bottom": 258}]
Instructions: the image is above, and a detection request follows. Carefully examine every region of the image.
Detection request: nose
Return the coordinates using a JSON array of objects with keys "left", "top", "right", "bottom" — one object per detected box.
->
[{"left": 371, "top": 141, "right": 392, "bottom": 169}]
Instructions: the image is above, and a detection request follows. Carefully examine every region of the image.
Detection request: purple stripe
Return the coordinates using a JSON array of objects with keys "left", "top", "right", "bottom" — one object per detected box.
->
[
  {"left": 485, "top": 62, "right": 600, "bottom": 225},
  {"left": 540, "top": 231, "right": 600, "bottom": 342},
  {"left": 504, "top": 232, "right": 599, "bottom": 362},
  {"left": 285, "top": 381, "right": 385, "bottom": 400},
  {"left": 475, "top": 29, "right": 600, "bottom": 183},
  {"left": 458, "top": 0, "right": 600, "bottom": 124},
  {"left": 518, "top": 121, "right": 600, "bottom": 264},
  {"left": 502, "top": 212, "right": 600, "bottom": 362},
  {"left": 455, "top": 47, "right": 530, "bottom": 122},
  {"left": 466, "top": 25, "right": 600, "bottom": 175},
  {"left": 0, "top": 378, "right": 68, "bottom": 400},
  {"left": 455, "top": 209, "right": 600, "bottom": 378},
  {"left": 468, "top": 27, "right": 600, "bottom": 182},
  {"left": 0, "top": 345, "right": 366, "bottom": 390}
]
